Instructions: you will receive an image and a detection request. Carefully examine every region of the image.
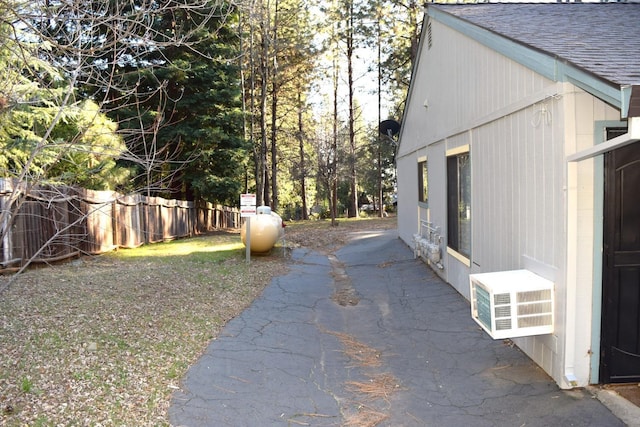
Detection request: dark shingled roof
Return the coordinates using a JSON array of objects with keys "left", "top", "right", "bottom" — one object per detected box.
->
[{"left": 433, "top": 3, "right": 640, "bottom": 87}]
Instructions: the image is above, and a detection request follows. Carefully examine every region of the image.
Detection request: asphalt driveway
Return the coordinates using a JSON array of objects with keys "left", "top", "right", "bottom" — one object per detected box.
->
[{"left": 169, "top": 228, "right": 626, "bottom": 426}]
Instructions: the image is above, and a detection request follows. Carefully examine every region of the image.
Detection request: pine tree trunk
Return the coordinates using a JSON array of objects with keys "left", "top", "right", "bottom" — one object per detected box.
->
[{"left": 347, "top": 0, "right": 357, "bottom": 218}]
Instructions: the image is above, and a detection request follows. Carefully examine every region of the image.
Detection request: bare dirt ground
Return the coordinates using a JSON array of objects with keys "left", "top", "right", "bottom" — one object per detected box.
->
[
  {"left": 605, "top": 383, "right": 640, "bottom": 407},
  {"left": 0, "top": 216, "right": 396, "bottom": 426},
  {"left": 284, "top": 216, "right": 396, "bottom": 253}
]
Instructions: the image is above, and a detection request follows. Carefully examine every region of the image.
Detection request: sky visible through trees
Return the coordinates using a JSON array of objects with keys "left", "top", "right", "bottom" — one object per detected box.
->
[{"left": 0, "top": 0, "right": 423, "bottom": 227}]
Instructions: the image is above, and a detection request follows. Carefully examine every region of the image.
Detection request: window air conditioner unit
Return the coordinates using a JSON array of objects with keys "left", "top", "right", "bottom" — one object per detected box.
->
[{"left": 469, "top": 269, "right": 554, "bottom": 339}]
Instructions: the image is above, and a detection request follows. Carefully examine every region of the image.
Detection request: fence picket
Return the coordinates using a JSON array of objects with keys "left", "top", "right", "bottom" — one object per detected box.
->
[{"left": 0, "top": 179, "right": 239, "bottom": 270}]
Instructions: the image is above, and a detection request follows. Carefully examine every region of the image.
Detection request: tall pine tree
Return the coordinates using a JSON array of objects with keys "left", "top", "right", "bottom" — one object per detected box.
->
[{"left": 101, "top": 2, "right": 248, "bottom": 204}]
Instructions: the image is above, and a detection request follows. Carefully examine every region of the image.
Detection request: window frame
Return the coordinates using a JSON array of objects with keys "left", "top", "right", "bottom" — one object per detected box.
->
[
  {"left": 446, "top": 146, "right": 471, "bottom": 264},
  {"left": 418, "top": 157, "right": 428, "bottom": 205}
]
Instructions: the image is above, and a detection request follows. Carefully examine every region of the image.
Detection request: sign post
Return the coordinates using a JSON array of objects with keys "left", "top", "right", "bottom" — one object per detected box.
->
[{"left": 240, "top": 194, "right": 257, "bottom": 264}]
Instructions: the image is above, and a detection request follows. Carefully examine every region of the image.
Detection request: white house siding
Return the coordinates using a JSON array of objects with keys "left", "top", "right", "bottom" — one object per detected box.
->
[
  {"left": 396, "top": 149, "right": 421, "bottom": 245},
  {"left": 563, "top": 87, "right": 623, "bottom": 386},
  {"left": 470, "top": 94, "right": 566, "bottom": 384},
  {"left": 399, "top": 19, "right": 562, "bottom": 285},
  {"left": 399, "top": 20, "right": 547, "bottom": 247},
  {"left": 397, "top": 15, "right": 627, "bottom": 388}
]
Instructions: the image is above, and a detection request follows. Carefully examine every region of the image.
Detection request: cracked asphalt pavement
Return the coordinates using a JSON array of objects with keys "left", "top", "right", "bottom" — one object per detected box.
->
[{"left": 169, "top": 228, "right": 624, "bottom": 426}]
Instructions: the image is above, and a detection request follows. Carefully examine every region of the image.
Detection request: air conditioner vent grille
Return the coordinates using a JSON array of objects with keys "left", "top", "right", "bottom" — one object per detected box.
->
[
  {"left": 518, "top": 301, "right": 552, "bottom": 316},
  {"left": 495, "top": 306, "right": 511, "bottom": 317},
  {"left": 494, "top": 293, "right": 510, "bottom": 305},
  {"left": 517, "top": 289, "right": 551, "bottom": 303},
  {"left": 470, "top": 270, "right": 554, "bottom": 339},
  {"left": 518, "top": 314, "right": 553, "bottom": 329},
  {"left": 496, "top": 319, "right": 512, "bottom": 330}
]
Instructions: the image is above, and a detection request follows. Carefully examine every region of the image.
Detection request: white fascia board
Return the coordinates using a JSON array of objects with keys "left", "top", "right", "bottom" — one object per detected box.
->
[{"left": 396, "top": 10, "right": 429, "bottom": 156}]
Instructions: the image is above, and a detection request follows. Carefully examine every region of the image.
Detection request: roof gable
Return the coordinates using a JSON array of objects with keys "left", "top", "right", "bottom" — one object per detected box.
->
[{"left": 433, "top": 3, "right": 640, "bottom": 88}]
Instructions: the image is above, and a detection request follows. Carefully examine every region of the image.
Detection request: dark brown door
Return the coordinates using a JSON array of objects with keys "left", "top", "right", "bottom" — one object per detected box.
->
[{"left": 601, "top": 137, "right": 640, "bottom": 383}]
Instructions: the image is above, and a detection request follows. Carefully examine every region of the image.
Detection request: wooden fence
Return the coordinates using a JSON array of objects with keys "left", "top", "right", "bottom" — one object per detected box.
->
[{"left": 0, "top": 179, "right": 240, "bottom": 271}]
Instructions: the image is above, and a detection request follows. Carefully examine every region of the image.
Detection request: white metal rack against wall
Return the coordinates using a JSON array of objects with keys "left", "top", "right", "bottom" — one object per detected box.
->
[{"left": 413, "top": 220, "right": 443, "bottom": 269}]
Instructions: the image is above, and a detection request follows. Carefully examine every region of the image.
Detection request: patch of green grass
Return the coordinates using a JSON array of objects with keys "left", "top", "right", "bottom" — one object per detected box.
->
[
  {"left": 0, "top": 225, "right": 292, "bottom": 425},
  {"left": 72, "top": 370, "right": 95, "bottom": 381},
  {"left": 167, "top": 361, "right": 187, "bottom": 379},
  {"left": 32, "top": 416, "right": 50, "bottom": 427},
  {"left": 20, "top": 377, "right": 33, "bottom": 393},
  {"left": 101, "top": 334, "right": 130, "bottom": 350},
  {"left": 37, "top": 331, "right": 63, "bottom": 349},
  {"left": 110, "top": 234, "right": 244, "bottom": 263}
]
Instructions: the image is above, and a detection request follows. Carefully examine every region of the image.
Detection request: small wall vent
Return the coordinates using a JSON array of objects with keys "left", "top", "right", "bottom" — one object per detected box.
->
[{"left": 470, "top": 270, "right": 554, "bottom": 339}]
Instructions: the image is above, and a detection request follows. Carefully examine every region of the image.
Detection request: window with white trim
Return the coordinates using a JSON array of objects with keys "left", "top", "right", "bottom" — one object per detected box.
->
[
  {"left": 447, "top": 149, "right": 471, "bottom": 259},
  {"left": 418, "top": 159, "right": 428, "bottom": 204}
]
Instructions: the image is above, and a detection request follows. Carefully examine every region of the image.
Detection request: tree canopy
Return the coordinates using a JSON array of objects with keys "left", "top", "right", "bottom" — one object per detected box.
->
[{"left": 0, "top": 0, "right": 421, "bottom": 215}]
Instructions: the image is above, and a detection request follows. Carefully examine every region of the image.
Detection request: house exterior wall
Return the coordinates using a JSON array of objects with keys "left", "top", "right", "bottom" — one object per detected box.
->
[
  {"left": 563, "top": 89, "right": 623, "bottom": 385},
  {"left": 397, "top": 17, "right": 555, "bottom": 248},
  {"left": 398, "top": 18, "right": 563, "bottom": 286},
  {"left": 397, "top": 14, "right": 624, "bottom": 388},
  {"left": 470, "top": 94, "right": 566, "bottom": 383},
  {"left": 396, "top": 147, "right": 422, "bottom": 241}
]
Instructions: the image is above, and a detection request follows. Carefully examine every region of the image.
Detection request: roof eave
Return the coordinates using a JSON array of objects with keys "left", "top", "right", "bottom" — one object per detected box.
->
[
  {"left": 429, "top": 5, "right": 627, "bottom": 114},
  {"left": 623, "top": 85, "right": 640, "bottom": 119},
  {"left": 396, "top": 8, "right": 428, "bottom": 154},
  {"left": 567, "top": 85, "right": 640, "bottom": 162}
]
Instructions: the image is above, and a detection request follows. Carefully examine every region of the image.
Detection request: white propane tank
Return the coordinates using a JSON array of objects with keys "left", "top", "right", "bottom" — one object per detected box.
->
[{"left": 240, "top": 206, "right": 284, "bottom": 253}]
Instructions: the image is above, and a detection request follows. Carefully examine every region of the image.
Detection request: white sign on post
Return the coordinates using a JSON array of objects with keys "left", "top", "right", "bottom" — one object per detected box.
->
[
  {"left": 240, "top": 194, "right": 256, "bottom": 263},
  {"left": 240, "top": 193, "right": 257, "bottom": 217}
]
